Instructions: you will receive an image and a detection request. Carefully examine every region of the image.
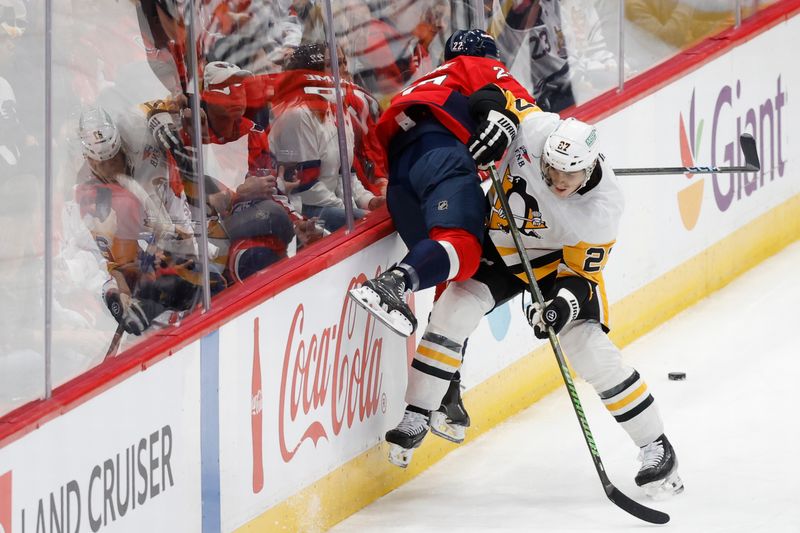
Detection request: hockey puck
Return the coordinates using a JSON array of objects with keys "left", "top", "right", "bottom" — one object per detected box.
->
[{"left": 668, "top": 372, "right": 686, "bottom": 381}]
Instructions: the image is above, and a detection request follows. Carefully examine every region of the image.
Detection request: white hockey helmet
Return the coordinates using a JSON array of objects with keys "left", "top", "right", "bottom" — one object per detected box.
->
[
  {"left": 79, "top": 106, "right": 122, "bottom": 161},
  {"left": 541, "top": 117, "right": 600, "bottom": 191}
]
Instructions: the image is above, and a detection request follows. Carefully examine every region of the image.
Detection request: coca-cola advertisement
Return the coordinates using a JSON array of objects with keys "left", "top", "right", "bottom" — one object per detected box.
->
[{"left": 217, "top": 240, "right": 419, "bottom": 526}]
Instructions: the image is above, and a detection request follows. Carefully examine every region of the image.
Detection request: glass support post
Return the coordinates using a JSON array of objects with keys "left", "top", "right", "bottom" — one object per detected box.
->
[
  {"left": 187, "top": 0, "right": 212, "bottom": 310},
  {"left": 323, "top": 0, "right": 356, "bottom": 232}
]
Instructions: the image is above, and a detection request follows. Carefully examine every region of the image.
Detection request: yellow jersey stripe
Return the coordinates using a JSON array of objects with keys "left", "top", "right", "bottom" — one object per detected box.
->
[{"left": 496, "top": 246, "right": 520, "bottom": 256}]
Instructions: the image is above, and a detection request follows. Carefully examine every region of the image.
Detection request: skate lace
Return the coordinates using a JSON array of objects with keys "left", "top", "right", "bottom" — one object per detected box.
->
[
  {"left": 639, "top": 439, "right": 665, "bottom": 470},
  {"left": 393, "top": 282, "right": 405, "bottom": 300},
  {"left": 397, "top": 411, "right": 428, "bottom": 436},
  {"left": 381, "top": 269, "right": 406, "bottom": 300}
]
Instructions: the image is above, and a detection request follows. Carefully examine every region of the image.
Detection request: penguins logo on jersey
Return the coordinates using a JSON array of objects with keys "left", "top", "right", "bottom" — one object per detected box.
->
[{"left": 489, "top": 169, "right": 547, "bottom": 238}]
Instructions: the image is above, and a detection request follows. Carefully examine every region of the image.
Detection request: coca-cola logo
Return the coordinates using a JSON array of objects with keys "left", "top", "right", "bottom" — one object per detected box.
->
[{"left": 278, "top": 274, "right": 384, "bottom": 462}]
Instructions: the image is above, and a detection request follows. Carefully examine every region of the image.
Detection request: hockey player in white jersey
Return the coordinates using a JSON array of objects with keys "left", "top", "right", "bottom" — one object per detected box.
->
[
  {"left": 75, "top": 105, "right": 202, "bottom": 336},
  {"left": 386, "top": 112, "right": 684, "bottom": 499}
]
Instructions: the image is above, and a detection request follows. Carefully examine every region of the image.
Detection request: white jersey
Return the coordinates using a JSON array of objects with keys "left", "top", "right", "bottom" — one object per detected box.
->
[
  {"left": 76, "top": 138, "right": 196, "bottom": 259},
  {"left": 489, "top": 0, "right": 570, "bottom": 107},
  {"left": 268, "top": 103, "right": 375, "bottom": 212},
  {"left": 488, "top": 111, "right": 624, "bottom": 327}
]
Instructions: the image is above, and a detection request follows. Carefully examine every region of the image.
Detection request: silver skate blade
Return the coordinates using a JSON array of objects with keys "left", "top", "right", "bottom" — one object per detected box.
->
[
  {"left": 387, "top": 443, "right": 415, "bottom": 468},
  {"left": 348, "top": 287, "right": 413, "bottom": 337},
  {"left": 643, "top": 470, "right": 684, "bottom": 500},
  {"left": 429, "top": 411, "right": 466, "bottom": 443}
]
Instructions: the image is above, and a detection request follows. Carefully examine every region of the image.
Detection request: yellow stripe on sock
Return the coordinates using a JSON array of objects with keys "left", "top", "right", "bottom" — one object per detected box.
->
[
  {"left": 417, "top": 345, "right": 461, "bottom": 369},
  {"left": 605, "top": 382, "right": 647, "bottom": 412}
]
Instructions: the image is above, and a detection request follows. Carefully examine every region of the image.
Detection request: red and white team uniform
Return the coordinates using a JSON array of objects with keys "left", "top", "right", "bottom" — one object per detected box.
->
[{"left": 268, "top": 70, "right": 379, "bottom": 214}]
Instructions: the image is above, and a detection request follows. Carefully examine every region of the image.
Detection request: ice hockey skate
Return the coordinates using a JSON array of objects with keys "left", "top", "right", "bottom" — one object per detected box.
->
[
  {"left": 385, "top": 409, "right": 430, "bottom": 468},
  {"left": 430, "top": 373, "right": 470, "bottom": 443},
  {"left": 635, "top": 434, "right": 684, "bottom": 499},
  {"left": 349, "top": 269, "right": 417, "bottom": 337}
]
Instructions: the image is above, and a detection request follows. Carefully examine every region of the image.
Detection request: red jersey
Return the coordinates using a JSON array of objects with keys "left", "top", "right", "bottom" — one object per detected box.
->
[
  {"left": 376, "top": 55, "right": 534, "bottom": 149},
  {"left": 206, "top": 116, "right": 272, "bottom": 172}
]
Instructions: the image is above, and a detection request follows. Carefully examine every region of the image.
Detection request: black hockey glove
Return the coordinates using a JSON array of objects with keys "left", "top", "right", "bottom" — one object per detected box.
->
[
  {"left": 526, "top": 287, "right": 581, "bottom": 339},
  {"left": 103, "top": 287, "right": 127, "bottom": 324},
  {"left": 148, "top": 111, "right": 197, "bottom": 176},
  {"left": 103, "top": 282, "right": 164, "bottom": 336},
  {"left": 121, "top": 298, "right": 152, "bottom": 336},
  {"left": 122, "top": 298, "right": 168, "bottom": 336},
  {"left": 468, "top": 109, "right": 518, "bottom": 168}
]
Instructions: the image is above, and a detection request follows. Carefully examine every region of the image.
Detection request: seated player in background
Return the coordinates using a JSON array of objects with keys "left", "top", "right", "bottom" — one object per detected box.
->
[
  {"left": 145, "top": 60, "right": 324, "bottom": 285},
  {"left": 75, "top": 106, "right": 201, "bottom": 336},
  {"left": 348, "top": 29, "right": 535, "bottom": 337},
  {"left": 486, "top": 0, "right": 576, "bottom": 113},
  {"left": 198, "top": 60, "right": 320, "bottom": 282},
  {"left": 268, "top": 43, "right": 385, "bottom": 233},
  {"left": 385, "top": 110, "right": 685, "bottom": 500}
]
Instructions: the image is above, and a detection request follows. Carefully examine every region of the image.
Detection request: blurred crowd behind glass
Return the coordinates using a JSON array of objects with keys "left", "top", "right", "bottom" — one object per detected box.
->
[{"left": 0, "top": 0, "right": 776, "bottom": 416}]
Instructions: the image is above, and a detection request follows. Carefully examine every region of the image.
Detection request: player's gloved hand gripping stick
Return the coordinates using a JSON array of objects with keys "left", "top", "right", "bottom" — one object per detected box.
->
[
  {"left": 526, "top": 286, "right": 581, "bottom": 339},
  {"left": 468, "top": 109, "right": 519, "bottom": 168},
  {"left": 486, "top": 164, "right": 670, "bottom": 525}
]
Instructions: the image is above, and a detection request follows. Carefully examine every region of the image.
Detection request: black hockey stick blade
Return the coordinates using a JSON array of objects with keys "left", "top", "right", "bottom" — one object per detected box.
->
[
  {"left": 740, "top": 133, "right": 761, "bottom": 171},
  {"left": 605, "top": 484, "right": 670, "bottom": 524},
  {"left": 614, "top": 133, "right": 761, "bottom": 176}
]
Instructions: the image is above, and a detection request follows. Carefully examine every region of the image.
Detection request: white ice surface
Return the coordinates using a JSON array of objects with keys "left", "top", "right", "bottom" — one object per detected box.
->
[{"left": 331, "top": 241, "right": 800, "bottom": 533}]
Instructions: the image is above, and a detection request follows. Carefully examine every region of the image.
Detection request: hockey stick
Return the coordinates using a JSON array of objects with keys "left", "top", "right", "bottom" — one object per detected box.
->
[
  {"left": 486, "top": 165, "right": 670, "bottom": 525},
  {"left": 613, "top": 133, "right": 760, "bottom": 175},
  {"left": 104, "top": 323, "right": 125, "bottom": 361}
]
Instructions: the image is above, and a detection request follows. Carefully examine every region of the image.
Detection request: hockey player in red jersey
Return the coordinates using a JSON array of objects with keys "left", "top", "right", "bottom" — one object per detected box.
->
[{"left": 349, "top": 29, "right": 535, "bottom": 337}]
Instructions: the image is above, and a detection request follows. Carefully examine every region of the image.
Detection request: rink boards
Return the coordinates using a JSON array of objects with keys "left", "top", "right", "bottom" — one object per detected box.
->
[{"left": 0, "top": 4, "right": 798, "bottom": 533}]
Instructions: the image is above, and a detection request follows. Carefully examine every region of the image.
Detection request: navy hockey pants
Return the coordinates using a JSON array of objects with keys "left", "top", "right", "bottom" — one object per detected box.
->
[{"left": 386, "top": 128, "right": 486, "bottom": 250}]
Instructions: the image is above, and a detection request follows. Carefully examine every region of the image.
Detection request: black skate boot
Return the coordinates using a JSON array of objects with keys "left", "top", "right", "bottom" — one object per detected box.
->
[
  {"left": 635, "top": 434, "right": 684, "bottom": 499},
  {"left": 349, "top": 268, "right": 417, "bottom": 337},
  {"left": 430, "top": 371, "right": 470, "bottom": 443},
  {"left": 385, "top": 407, "right": 430, "bottom": 468}
]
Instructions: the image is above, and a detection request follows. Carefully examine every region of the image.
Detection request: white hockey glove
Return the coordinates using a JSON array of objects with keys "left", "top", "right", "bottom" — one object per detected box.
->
[
  {"left": 148, "top": 111, "right": 197, "bottom": 176},
  {"left": 467, "top": 109, "right": 518, "bottom": 168},
  {"left": 526, "top": 288, "right": 581, "bottom": 339}
]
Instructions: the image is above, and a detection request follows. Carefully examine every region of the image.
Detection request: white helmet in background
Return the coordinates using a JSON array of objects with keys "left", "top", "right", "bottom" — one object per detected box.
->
[
  {"left": 79, "top": 106, "right": 122, "bottom": 161},
  {"left": 541, "top": 117, "right": 600, "bottom": 191}
]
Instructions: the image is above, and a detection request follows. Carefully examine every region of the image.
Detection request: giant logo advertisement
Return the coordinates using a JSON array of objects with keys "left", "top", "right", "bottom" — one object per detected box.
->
[{"left": 677, "top": 77, "right": 789, "bottom": 230}]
